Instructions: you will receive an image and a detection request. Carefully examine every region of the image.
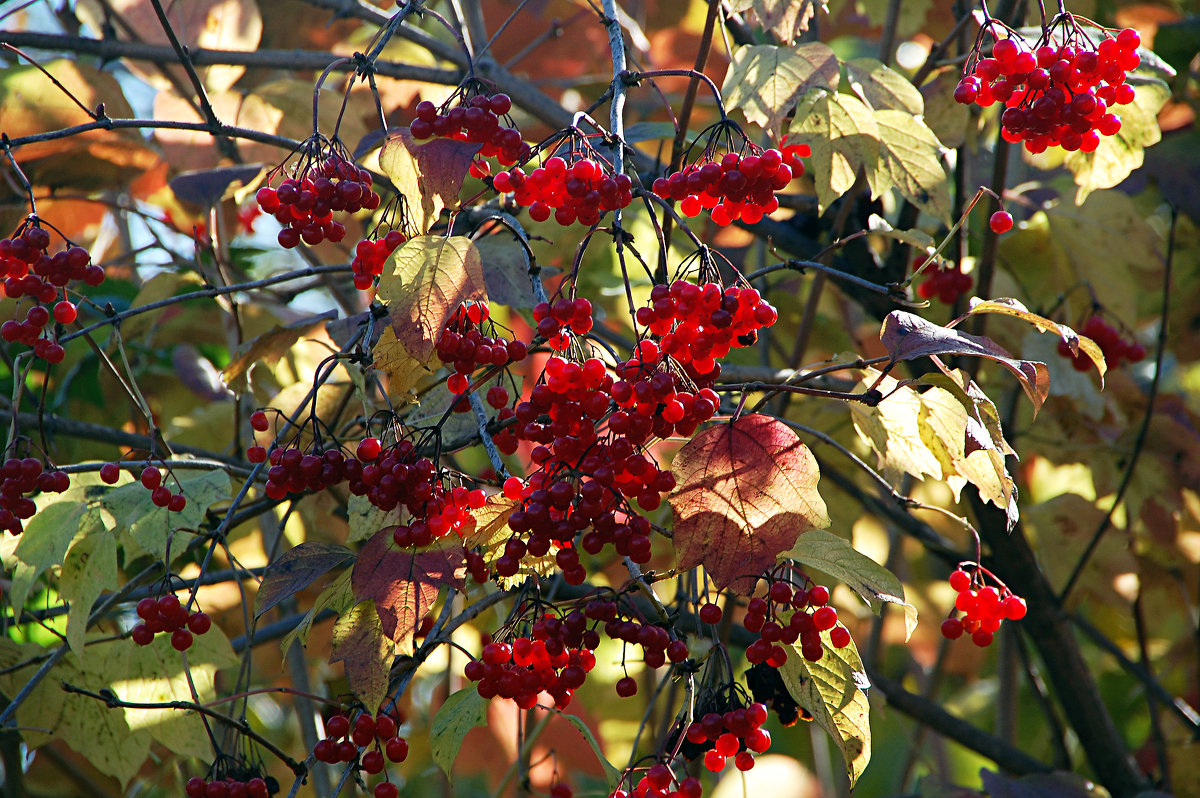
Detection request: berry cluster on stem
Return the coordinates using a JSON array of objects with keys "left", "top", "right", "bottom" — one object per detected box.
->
[
  {"left": 941, "top": 564, "right": 1027, "bottom": 647},
  {"left": 0, "top": 456, "right": 69, "bottom": 536},
  {"left": 1058, "top": 315, "right": 1145, "bottom": 370},
  {"left": 132, "top": 593, "right": 211, "bottom": 651}
]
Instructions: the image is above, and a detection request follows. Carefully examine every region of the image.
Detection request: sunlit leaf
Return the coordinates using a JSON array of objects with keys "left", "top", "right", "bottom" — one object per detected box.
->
[
  {"left": 430, "top": 687, "right": 489, "bottom": 780},
  {"left": 729, "top": 0, "right": 826, "bottom": 44},
  {"left": 783, "top": 529, "right": 918, "bottom": 640},
  {"left": 379, "top": 130, "right": 481, "bottom": 234},
  {"left": 465, "top": 497, "right": 557, "bottom": 589},
  {"left": 1063, "top": 82, "right": 1169, "bottom": 202},
  {"left": 850, "top": 369, "right": 942, "bottom": 483},
  {"left": 845, "top": 59, "right": 924, "bottom": 115},
  {"left": 670, "top": 414, "right": 829, "bottom": 593},
  {"left": 788, "top": 89, "right": 881, "bottom": 211},
  {"left": 330, "top": 600, "right": 392, "bottom": 712},
  {"left": 962, "top": 298, "right": 1105, "bottom": 381},
  {"left": 59, "top": 530, "right": 118, "bottom": 655},
  {"left": 723, "top": 44, "right": 840, "bottom": 137},
  {"left": 874, "top": 110, "right": 951, "bottom": 223},
  {"left": 281, "top": 568, "right": 355, "bottom": 656}
]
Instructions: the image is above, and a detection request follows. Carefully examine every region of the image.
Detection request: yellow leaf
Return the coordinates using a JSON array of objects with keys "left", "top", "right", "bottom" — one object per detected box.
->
[
  {"left": 845, "top": 58, "right": 924, "bottom": 115},
  {"left": 850, "top": 369, "right": 942, "bottom": 483},
  {"left": 1063, "top": 82, "right": 1168, "bottom": 202},
  {"left": 379, "top": 130, "right": 480, "bottom": 233},
  {"left": 722, "top": 44, "right": 840, "bottom": 137},
  {"left": 788, "top": 90, "right": 882, "bottom": 211},
  {"left": 373, "top": 325, "right": 433, "bottom": 405},
  {"left": 874, "top": 110, "right": 951, "bottom": 223}
]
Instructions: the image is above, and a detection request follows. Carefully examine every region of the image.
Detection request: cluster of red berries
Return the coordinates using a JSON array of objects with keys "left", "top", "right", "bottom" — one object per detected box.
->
[
  {"left": 262, "top": 445, "right": 352, "bottom": 500},
  {"left": 531, "top": 297, "right": 593, "bottom": 351},
  {"left": 955, "top": 27, "right": 1143, "bottom": 153},
  {"left": 314, "top": 711, "right": 408, "bottom": 798},
  {"left": 493, "top": 156, "right": 634, "bottom": 226},
  {"left": 612, "top": 763, "right": 702, "bottom": 798},
  {"left": 351, "top": 230, "right": 407, "bottom": 291},
  {"left": 610, "top": 341, "right": 722, "bottom": 439},
  {"left": 941, "top": 566, "right": 1027, "bottom": 647},
  {"left": 464, "top": 626, "right": 598, "bottom": 710},
  {"left": 1, "top": 224, "right": 100, "bottom": 364},
  {"left": 124, "top": 465, "right": 189, "bottom": 511},
  {"left": 582, "top": 602, "right": 688, "bottom": 692},
  {"left": 185, "top": 774, "right": 276, "bottom": 798},
  {"left": 741, "top": 579, "right": 849, "bottom": 665},
  {"left": 436, "top": 301, "right": 528, "bottom": 394},
  {"left": 411, "top": 93, "right": 528, "bottom": 167},
  {"left": 131, "top": 593, "right": 211, "bottom": 650},
  {"left": 1058, "top": 315, "right": 1146, "bottom": 371},
  {"left": 651, "top": 145, "right": 806, "bottom": 225},
  {"left": 255, "top": 150, "right": 379, "bottom": 249},
  {"left": 683, "top": 700, "right": 773, "bottom": 772},
  {"left": 914, "top": 256, "right": 974, "bottom": 305},
  {"left": 639, "top": 281, "right": 777, "bottom": 375},
  {"left": 0, "top": 457, "right": 70, "bottom": 536}
]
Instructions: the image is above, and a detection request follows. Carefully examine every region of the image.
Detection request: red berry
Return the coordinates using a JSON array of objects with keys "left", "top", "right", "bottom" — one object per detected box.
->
[
  {"left": 99, "top": 463, "right": 120, "bottom": 483},
  {"left": 250, "top": 411, "right": 270, "bottom": 432},
  {"left": 361, "top": 749, "right": 385, "bottom": 774},
  {"left": 615, "top": 676, "right": 637, "bottom": 697},
  {"left": 949, "top": 569, "right": 971, "bottom": 592},
  {"left": 187, "top": 777, "right": 208, "bottom": 798},
  {"left": 356, "top": 437, "right": 383, "bottom": 461},
  {"left": 131, "top": 624, "right": 155, "bottom": 646},
  {"left": 326, "top": 714, "right": 351, "bottom": 739},
  {"left": 140, "top": 466, "right": 161, "bottom": 490},
  {"left": 53, "top": 301, "right": 77, "bottom": 324},
  {"left": 703, "top": 750, "right": 726, "bottom": 772},
  {"left": 989, "top": 210, "right": 1014, "bottom": 234},
  {"left": 171, "top": 628, "right": 194, "bottom": 651},
  {"left": 385, "top": 736, "right": 409, "bottom": 762},
  {"left": 374, "top": 783, "right": 399, "bottom": 798},
  {"left": 698, "top": 602, "right": 722, "bottom": 624},
  {"left": 188, "top": 611, "right": 211, "bottom": 635}
]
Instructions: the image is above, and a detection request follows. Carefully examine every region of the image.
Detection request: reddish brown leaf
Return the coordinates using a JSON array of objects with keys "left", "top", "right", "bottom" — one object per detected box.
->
[
  {"left": 669, "top": 414, "right": 829, "bottom": 594},
  {"left": 379, "top": 129, "right": 481, "bottom": 233},
  {"left": 350, "top": 530, "right": 466, "bottom": 654},
  {"left": 880, "top": 311, "right": 1049, "bottom": 414},
  {"left": 255, "top": 541, "right": 354, "bottom": 618}
]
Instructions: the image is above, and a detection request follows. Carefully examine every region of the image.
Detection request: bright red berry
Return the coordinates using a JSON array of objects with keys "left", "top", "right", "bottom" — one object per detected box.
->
[{"left": 989, "top": 210, "right": 1014, "bottom": 234}]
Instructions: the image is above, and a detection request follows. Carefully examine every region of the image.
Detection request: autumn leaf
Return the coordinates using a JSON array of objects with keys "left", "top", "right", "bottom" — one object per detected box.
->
[
  {"left": 350, "top": 529, "right": 466, "bottom": 654},
  {"left": 380, "top": 235, "right": 487, "bottom": 366},
  {"left": 960, "top": 297, "right": 1105, "bottom": 381},
  {"left": 223, "top": 314, "right": 335, "bottom": 392},
  {"left": 879, "top": 311, "right": 1050, "bottom": 414},
  {"left": 430, "top": 687, "right": 489, "bottom": 780},
  {"left": 464, "top": 497, "right": 557, "bottom": 589},
  {"left": 729, "top": 0, "right": 825, "bottom": 44},
  {"left": 330, "top": 600, "right": 392, "bottom": 712},
  {"left": 373, "top": 325, "right": 433, "bottom": 405},
  {"left": 787, "top": 89, "right": 882, "bottom": 211},
  {"left": 874, "top": 110, "right": 951, "bottom": 223},
  {"left": 777, "top": 626, "right": 872, "bottom": 786},
  {"left": 722, "top": 44, "right": 839, "bottom": 137},
  {"left": 256, "top": 541, "right": 355, "bottom": 617},
  {"left": 844, "top": 59, "right": 925, "bottom": 115},
  {"left": 379, "top": 129, "right": 481, "bottom": 233},
  {"left": 1063, "top": 82, "right": 1169, "bottom": 202},
  {"left": 669, "top": 414, "right": 829, "bottom": 594}
]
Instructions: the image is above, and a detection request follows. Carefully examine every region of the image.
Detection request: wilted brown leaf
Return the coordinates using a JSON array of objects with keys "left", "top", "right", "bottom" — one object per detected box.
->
[{"left": 669, "top": 414, "right": 829, "bottom": 593}]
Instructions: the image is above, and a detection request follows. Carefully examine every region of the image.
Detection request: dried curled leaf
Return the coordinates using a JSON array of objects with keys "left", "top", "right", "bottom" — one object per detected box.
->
[{"left": 669, "top": 414, "right": 829, "bottom": 594}]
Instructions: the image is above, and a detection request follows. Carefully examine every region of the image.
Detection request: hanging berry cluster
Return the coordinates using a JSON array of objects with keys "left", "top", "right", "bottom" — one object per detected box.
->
[
  {"left": 313, "top": 710, "right": 408, "bottom": 798},
  {"left": 493, "top": 146, "right": 634, "bottom": 227},
  {"left": 740, "top": 577, "right": 849, "bottom": 665},
  {"left": 955, "top": 20, "right": 1143, "bottom": 153},
  {"left": 914, "top": 256, "right": 974, "bottom": 305},
  {"left": 941, "top": 565, "right": 1027, "bottom": 647},
  {"left": 131, "top": 593, "right": 212, "bottom": 651},
  {"left": 463, "top": 608, "right": 599, "bottom": 710},
  {"left": 0, "top": 456, "right": 69, "bottom": 536},
  {"left": 436, "top": 300, "right": 529, "bottom": 394},
  {"left": 255, "top": 138, "right": 380, "bottom": 249},
  {"left": 352, "top": 229, "right": 407, "bottom": 291},
  {"left": 410, "top": 91, "right": 528, "bottom": 169},
  {"left": 1057, "top": 315, "right": 1145, "bottom": 370},
  {"left": 532, "top": 296, "right": 594, "bottom": 351},
  {"left": 611, "top": 764, "right": 703, "bottom": 798},
  {"left": 185, "top": 772, "right": 277, "bottom": 798},
  {"left": 652, "top": 142, "right": 807, "bottom": 226},
  {"left": 1, "top": 221, "right": 101, "bottom": 363},
  {"left": 680, "top": 698, "right": 774, "bottom": 772}
]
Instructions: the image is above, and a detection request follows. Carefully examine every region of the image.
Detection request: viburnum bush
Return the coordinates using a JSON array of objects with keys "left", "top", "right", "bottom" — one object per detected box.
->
[{"left": 0, "top": 2, "right": 1193, "bottom": 798}]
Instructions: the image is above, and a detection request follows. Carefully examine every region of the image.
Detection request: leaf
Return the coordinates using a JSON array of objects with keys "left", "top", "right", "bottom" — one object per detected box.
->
[
  {"left": 378, "top": 129, "right": 481, "bottom": 234},
  {"left": 962, "top": 298, "right": 1105, "bottom": 381},
  {"left": 7, "top": 500, "right": 89, "bottom": 612},
  {"left": 788, "top": 90, "right": 881, "bottom": 212},
  {"left": 919, "top": 66, "right": 971, "bottom": 149},
  {"left": 105, "top": 469, "right": 231, "bottom": 562},
  {"left": 669, "top": 414, "right": 830, "bottom": 593},
  {"left": 783, "top": 529, "right": 918, "bottom": 640},
  {"left": 874, "top": 110, "right": 952, "bottom": 223},
  {"left": 850, "top": 369, "right": 942, "bottom": 482},
  {"left": 845, "top": 58, "right": 924, "bottom": 115},
  {"left": 430, "top": 687, "right": 489, "bottom": 780},
  {"left": 1063, "top": 82, "right": 1169, "bottom": 202},
  {"left": 168, "top": 164, "right": 264, "bottom": 207},
  {"left": 59, "top": 531, "right": 119, "bottom": 655},
  {"left": 350, "top": 529, "right": 466, "bottom": 654},
  {"left": 223, "top": 315, "right": 334, "bottom": 392},
  {"left": 549, "top": 708, "right": 623, "bottom": 788},
  {"left": 256, "top": 542, "right": 355, "bottom": 617},
  {"left": 330, "top": 600, "right": 392, "bottom": 713},
  {"left": 915, "top": 369, "right": 1015, "bottom": 461},
  {"left": 879, "top": 311, "right": 1050, "bottom": 414},
  {"left": 777, "top": 627, "right": 872, "bottom": 786},
  {"left": 476, "top": 233, "right": 539, "bottom": 309},
  {"left": 722, "top": 44, "right": 840, "bottom": 136},
  {"left": 281, "top": 568, "right": 355, "bottom": 656},
  {"left": 119, "top": 271, "right": 204, "bottom": 341},
  {"left": 729, "top": 0, "right": 826, "bottom": 44},
  {"left": 372, "top": 325, "right": 432, "bottom": 405},
  {"left": 380, "top": 235, "right": 487, "bottom": 365},
  {"left": 347, "top": 494, "right": 394, "bottom": 544}
]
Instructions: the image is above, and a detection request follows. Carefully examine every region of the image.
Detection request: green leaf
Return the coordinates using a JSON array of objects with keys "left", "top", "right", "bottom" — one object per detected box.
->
[
  {"left": 778, "top": 627, "right": 872, "bottom": 786},
  {"left": 430, "top": 687, "right": 489, "bottom": 780},
  {"left": 7, "top": 500, "right": 88, "bottom": 611},
  {"left": 104, "top": 469, "right": 231, "bottom": 562},
  {"left": 874, "top": 110, "right": 951, "bottom": 223},
  {"left": 329, "top": 600, "right": 392, "bottom": 712},
  {"left": 1063, "top": 82, "right": 1168, "bottom": 202},
  {"left": 722, "top": 44, "right": 839, "bottom": 137},
  {"left": 281, "top": 568, "right": 355, "bottom": 656},
  {"left": 845, "top": 58, "right": 923, "bottom": 115},
  {"left": 783, "top": 529, "right": 917, "bottom": 640},
  {"left": 788, "top": 89, "right": 881, "bottom": 212},
  {"left": 549, "top": 708, "right": 622, "bottom": 788},
  {"left": 59, "top": 530, "right": 119, "bottom": 655}
]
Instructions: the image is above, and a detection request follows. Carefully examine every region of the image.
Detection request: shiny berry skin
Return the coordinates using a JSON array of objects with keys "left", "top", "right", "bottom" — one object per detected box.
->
[
  {"left": 53, "top": 301, "right": 77, "bottom": 324},
  {"left": 171, "top": 628, "right": 194, "bottom": 651},
  {"left": 949, "top": 569, "right": 971, "bottom": 592},
  {"left": 140, "top": 466, "right": 161, "bottom": 490},
  {"left": 385, "top": 736, "right": 409, "bottom": 762},
  {"left": 941, "top": 617, "right": 964, "bottom": 639},
  {"left": 703, "top": 750, "right": 726, "bottom": 772},
  {"left": 250, "top": 411, "right": 270, "bottom": 432},
  {"left": 989, "top": 211, "right": 1014, "bottom": 234},
  {"left": 356, "top": 437, "right": 382, "bottom": 462},
  {"left": 615, "top": 677, "right": 637, "bottom": 697},
  {"left": 187, "top": 611, "right": 212, "bottom": 635},
  {"left": 698, "top": 602, "right": 722, "bottom": 624},
  {"left": 131, "top": 624, "right": 155, "bottom": 646},
  {"left": 374, "top": 783, "right": 399, "bottom": 798},
  {"left": 807, "top": 585, "right": 830, "bottom": 606},
  {"left": 361, "top": 749, "right": 385, "bottom": 774},
  {"left": 99, "top": 462, "right": 120, "bottom": 483},
  {"left": 325, "top": 714, "right": 351, "bottom": 739}
]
